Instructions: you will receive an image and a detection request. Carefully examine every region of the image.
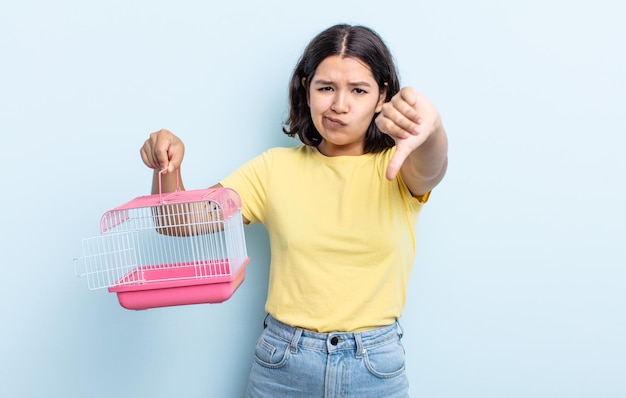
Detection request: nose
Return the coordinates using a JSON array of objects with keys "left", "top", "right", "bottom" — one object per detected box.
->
[{"left": 331, "top": 92, "right": 348, "bottom": 113}]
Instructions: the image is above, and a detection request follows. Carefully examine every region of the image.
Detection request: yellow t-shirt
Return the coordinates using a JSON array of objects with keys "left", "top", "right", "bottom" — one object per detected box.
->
[{"left": 220, "top": 145, "right": 426, "bottom": 332}]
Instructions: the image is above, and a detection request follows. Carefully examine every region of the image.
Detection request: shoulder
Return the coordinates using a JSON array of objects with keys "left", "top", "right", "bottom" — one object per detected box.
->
[
  {"left": 377, "top": 146, "right": 396, "bottom": 161},
  {"left": 367, "top": 147, "right": 396, "bottom": 174}
]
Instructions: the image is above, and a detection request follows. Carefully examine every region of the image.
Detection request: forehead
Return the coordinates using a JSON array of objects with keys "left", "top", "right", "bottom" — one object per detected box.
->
[{"left": 312, "top": 55, "right": 376, "bottom": 83}]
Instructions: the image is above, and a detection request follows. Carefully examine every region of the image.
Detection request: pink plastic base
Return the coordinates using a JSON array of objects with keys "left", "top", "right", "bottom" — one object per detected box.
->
[{"left": 108, "top": 259, "right": 249, "bottom": 310}]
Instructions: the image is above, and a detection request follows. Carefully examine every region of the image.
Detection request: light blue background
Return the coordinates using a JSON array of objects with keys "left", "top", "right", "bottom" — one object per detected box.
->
[{"left": 1, "top": 1, "right": 624, "bottom": 397}]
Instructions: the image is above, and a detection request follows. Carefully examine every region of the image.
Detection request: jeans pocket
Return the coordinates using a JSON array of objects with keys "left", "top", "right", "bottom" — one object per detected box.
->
[
  {"left": 253, "top": 331, "right": 291, "bottom": 369},
  {"left": 363, "top": 340, "right": 406, "bottom": 378}
]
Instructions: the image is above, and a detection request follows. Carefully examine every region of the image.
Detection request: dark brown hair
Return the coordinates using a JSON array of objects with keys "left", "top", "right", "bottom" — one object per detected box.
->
[{"left": 283, "top": 24, "right": 401, "bottom": 153}]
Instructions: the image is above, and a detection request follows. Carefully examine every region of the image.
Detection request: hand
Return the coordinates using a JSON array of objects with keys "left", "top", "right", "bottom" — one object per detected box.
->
[
  {"left": 375, "top": 87, "right": 441, "bottom": 180},
  {"left": 139, "top": 129, "right": 185, "bottom": 173}
]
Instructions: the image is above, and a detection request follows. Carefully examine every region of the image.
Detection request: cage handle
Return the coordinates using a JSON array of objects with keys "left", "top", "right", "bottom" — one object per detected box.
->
[{"left": 158, "top": 168, "right": 181, "bottom": 204}]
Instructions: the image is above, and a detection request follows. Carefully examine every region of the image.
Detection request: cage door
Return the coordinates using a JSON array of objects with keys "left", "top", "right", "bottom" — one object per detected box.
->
[{"left": 77, "top": 231, "right": 143, "bottom": 290}]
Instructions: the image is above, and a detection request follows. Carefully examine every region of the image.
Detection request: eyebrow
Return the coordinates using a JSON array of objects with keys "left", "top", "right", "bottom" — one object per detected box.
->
[{"left": 312, "top": 79, "right": 373, "bottom": 87}]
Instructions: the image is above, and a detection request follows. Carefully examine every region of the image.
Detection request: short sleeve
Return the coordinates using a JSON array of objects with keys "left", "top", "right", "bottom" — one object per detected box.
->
[{"left": 219, "top": 150, "right": 273, "bottom": 224}]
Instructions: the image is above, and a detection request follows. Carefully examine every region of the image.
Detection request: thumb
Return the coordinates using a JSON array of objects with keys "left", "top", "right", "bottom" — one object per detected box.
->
[
  {"left": 386, "top": 144, "right": 412, "bottom": 180},
  {"left": 166, "top": 146, "right": 179, "bottom": 173},
  {"left": 160, "top": 140, "right": 184, "bottom": 173},
  {"left": 168, "top": 142, "right": 185, "bottom": 172},
  {"left": 156, "top": 147, "right": 171, "bottom": 173}
]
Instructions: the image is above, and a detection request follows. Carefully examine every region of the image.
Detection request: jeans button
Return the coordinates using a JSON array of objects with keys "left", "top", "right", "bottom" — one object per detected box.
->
[{"left": 330, "top": 336, "right": 339, "bottom": 345}]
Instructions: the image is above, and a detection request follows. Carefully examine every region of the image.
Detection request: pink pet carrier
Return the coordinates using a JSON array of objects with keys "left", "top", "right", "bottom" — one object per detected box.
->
[{"left": 75, "top": 171, "right": 250, "bottom": 310}]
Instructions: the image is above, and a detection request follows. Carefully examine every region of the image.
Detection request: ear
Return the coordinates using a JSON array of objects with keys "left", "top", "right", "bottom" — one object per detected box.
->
[
  {"left": 302, "top": 77, "right": 310, "bottom": 106},
  {"left": 375, "top": 83, "right": 388, "bottom": 113}
]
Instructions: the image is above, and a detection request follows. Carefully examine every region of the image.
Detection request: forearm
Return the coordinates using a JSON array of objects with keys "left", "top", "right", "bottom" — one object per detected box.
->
[
  {"left": 400, "top": 121, "right": 448, "bottom": 196},
  {"left": 150, "top": 169, "right": 226, "bottom": 236}
]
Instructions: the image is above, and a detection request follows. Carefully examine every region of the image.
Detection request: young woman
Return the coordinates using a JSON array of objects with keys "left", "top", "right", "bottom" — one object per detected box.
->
[{"left": 141, "top": 24, "right": 448, "bottom": 397}]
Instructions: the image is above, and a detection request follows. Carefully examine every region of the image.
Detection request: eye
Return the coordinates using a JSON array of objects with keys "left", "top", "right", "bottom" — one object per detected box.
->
[
  {"left": 353, "top": 88, "right": 367, "bottom": 94},
  {"left": 318, "top": 86, "right": 333, "bottom": 92}
]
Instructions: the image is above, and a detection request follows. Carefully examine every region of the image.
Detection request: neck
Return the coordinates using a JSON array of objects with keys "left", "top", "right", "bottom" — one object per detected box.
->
[{"left": 318, "top": 140, "right": 365, "bottom": 157}]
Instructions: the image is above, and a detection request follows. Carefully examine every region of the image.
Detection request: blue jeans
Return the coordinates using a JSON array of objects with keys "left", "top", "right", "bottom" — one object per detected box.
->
[{"left": 245, "top": 315, "right": 409, "bottom": 398}]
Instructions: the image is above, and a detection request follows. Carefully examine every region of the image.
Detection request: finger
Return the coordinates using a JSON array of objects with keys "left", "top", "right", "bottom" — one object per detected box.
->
[
  {"left": 140, "top": 141, "right": 158, "bottom": 169},
  {"left": 166, "top": 142, "right": 184, "bottom": 173},
  {"left": 376, "top": 111, "right": 413, "bottom": 139},
  {"left": 386, "top": 144, "right": 412, "bottom": 181},
  {"left": 139, "top": 145, "right": 151, "bottom": 168},
  {"left": 383, "top": 100, "right": 420, "bottom": 135},
  {"left": 400, "top": 87, "right": 418, "bottom": 107},
  {"left": 396, "top": 89, "right": 422, "bottom": 127},
  {"left": 153, "top": 134, "right": 173, "bottom": 172}
]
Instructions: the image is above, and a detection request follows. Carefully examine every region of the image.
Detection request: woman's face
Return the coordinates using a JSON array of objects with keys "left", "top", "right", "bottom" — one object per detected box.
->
[{"left": 306, "top": 55, "right": 386, "bottom": 156}]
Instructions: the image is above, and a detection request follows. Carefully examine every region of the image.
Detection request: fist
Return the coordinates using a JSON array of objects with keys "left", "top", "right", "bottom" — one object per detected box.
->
[{"left": 139, "top": 129, "right": 185, "bottom": 173}]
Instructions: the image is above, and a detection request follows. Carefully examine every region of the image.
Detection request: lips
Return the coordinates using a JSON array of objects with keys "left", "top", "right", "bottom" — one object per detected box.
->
[{"left": 324, "top": 116, "right": 347, "bottom": 127}]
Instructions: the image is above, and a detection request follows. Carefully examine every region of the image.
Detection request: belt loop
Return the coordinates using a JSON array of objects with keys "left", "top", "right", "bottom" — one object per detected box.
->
[
  {"left": 263, "top": 313, "right": 270, "bottom": 329},
  {"left": 354, "top": 333, "right": 365, "bottom": 358},
  {"left": 289, "top": 327, "right": 303, "bottom": 354},
  {"left": 396, "top": 321, "right": 404, "bottom": 338}
]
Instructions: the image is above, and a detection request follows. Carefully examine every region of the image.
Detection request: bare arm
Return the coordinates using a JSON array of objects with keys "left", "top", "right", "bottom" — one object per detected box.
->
[
  {"left": 140, "top": 129, "right": 249, "bottom": 230},
  {"left": 398, "top": 117, "right": 448, "bottom": 196},
  {"left": 375, "top": 87, "right": 448, "bottom": 197}
]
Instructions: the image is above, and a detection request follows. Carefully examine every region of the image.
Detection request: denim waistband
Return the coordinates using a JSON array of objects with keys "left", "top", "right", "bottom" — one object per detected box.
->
[{"left": 263, "top": 315, "right": 403, "bottom": 356}]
